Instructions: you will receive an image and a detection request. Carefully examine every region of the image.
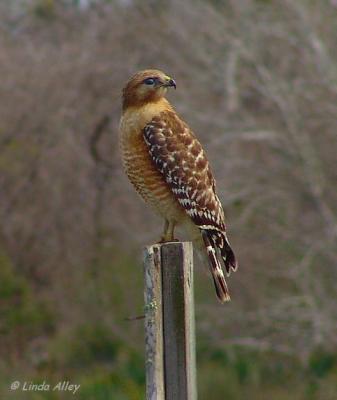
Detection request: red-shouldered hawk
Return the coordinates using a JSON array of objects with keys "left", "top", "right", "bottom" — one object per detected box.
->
[{"left": 119, "top": 69, "right": 237, "bottom": 302}]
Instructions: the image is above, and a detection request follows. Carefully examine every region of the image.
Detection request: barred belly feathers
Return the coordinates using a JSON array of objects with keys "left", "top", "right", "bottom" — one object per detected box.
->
[{"left": 119, "top": 69, "right": 237, "bottom": 302}]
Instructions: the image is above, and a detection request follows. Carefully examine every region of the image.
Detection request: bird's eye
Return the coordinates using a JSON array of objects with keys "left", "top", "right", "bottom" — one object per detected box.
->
[{"left": 143, "top": 78, "right": 155, "bottom": 85}]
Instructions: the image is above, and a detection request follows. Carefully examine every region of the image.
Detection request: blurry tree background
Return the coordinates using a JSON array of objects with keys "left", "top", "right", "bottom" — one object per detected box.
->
[{"left": 1, "top": 0, "right": 337, "bottom": 399}]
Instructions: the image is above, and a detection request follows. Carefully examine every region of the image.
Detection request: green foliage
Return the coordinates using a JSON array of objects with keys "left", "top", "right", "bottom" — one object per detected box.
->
[
  {"left": 32, "top": 0, "right": 55, "bottom": 19},
  {"left": 234, "top": 355, "right": 251, "bottom": 384},
  {"left": 208, "top": 348, "right": 229, "bottom": 366},
  {"left": 197, "top": 347, "right": 337, "bottom": 400},
  {"left": 50, "top": 324, "right": 120, "bottom": 368},
  {"left": 309, "top": 349, "right": 336, "bottom": 378},
  {"left": 78, "top": 370, "right": 143, "bottom": 400},
  {"left": 0, "top": 250, "right": 54, "bottom": 344},
  {"left": 67, "top": 325, "right": 119, "bottom": 366},
  {"left": 45, "top": 322, "right": 145, "bottom": 399}
]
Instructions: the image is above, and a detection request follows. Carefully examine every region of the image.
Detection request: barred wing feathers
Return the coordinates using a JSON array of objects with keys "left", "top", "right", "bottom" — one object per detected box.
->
[{"left": 143, "top": 111, "right": 237, "bottom": 302}]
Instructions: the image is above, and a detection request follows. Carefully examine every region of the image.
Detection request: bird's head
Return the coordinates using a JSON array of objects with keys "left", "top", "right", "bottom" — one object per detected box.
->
[{"left": 122, "top": 69, "right": 176, "bottom": 110}]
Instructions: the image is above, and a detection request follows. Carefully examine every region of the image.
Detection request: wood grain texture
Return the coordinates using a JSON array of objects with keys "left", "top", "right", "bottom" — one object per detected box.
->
[
  {"left": 144, "top": 245, "right": 165, "bottom": 400},
  {"left": 144, "top": 242, "right": 197, "bottom": 400}
]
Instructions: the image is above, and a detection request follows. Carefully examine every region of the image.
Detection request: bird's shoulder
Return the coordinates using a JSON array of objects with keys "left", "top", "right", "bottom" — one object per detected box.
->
[
  {"left": 143, "top": 110, "right": 226, "bottom": 228},
  {"left": 143, "top": 109, "right": 210, "bottom": 178},
  {"left": 144, "top": 109, "right": 200, "bottom": 152}
]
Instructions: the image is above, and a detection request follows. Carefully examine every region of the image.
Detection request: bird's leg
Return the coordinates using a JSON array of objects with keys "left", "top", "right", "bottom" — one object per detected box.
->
[
  {"left": 166, "top": 220, "right": 178, "bottom": 242},
  {"left": 158, "top": 219, "right": 179, "bottom": 243},
  {"left": 158, "top": 220, "right": 169, "bottom": 243}
]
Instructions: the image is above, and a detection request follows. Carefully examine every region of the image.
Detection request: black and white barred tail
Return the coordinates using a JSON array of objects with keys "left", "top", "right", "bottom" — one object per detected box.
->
[{"left": 201, "top": 229, "right": 238, "bottom": 303}]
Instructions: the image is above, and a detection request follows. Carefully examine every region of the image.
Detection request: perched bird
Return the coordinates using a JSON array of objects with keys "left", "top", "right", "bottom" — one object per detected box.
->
[{"left": 119, "top": 69, "right": 237, "bottom": 302}]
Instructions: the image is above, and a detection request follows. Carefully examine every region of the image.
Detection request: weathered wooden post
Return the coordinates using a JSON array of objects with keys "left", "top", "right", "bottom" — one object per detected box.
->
[{"left": 143, "top": 242, "right": 197, "bottom": 400}]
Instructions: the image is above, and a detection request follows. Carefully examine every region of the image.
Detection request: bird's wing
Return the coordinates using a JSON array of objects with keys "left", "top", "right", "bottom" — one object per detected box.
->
[
  {"left": 143, "top": 109, "right": 238, "bottom": 299},
  {"left": 143, "top": 110, "right": 237, "bottom": 279},
  {"left": 143, "top": 110, "right": 225, "bottom": 231}
]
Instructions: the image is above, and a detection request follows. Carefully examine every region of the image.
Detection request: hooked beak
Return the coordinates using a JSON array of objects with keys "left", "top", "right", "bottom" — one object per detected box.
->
[{"left": 163, "top": 77, "right": 177, "bottom": 89}]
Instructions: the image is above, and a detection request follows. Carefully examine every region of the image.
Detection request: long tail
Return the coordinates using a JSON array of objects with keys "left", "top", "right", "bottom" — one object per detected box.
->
[{"left": 201, "top": 229, "right": 238, "bottom": 303}]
